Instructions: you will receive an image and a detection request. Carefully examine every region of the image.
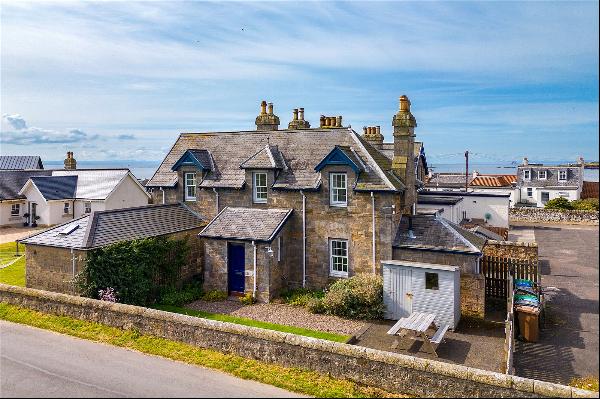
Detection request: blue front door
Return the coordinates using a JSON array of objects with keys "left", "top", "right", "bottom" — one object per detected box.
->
[{"left": 227, "top": 243, "right": 245, "bottom": 294}]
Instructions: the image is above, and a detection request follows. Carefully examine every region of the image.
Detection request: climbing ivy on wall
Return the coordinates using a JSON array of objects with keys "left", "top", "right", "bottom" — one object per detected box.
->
[{"left": 77, "top": 237, "right": 189, "bottom": 306}]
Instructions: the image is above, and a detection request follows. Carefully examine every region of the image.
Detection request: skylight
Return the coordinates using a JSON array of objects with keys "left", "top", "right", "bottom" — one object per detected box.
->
[{"left": 59, "top": 224, "right": 79, "bottom": 235}]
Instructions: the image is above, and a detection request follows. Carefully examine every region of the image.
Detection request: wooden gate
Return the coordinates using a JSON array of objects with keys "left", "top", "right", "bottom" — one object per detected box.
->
[{"left": 482, "top": 255, "right": 539, "bottom": 299}]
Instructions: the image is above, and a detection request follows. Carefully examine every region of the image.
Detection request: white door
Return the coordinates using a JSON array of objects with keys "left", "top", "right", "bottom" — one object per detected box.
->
[{"left": 384, "top": 265, "right": 413, "bottom": 320}]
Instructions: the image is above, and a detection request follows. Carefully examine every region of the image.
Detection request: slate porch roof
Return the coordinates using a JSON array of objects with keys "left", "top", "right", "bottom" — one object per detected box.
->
[
  {"left": 0, "top": 156, "right": 44, "bottom": 170},
  {"left": 393, "top": 214, "right": 485, "bottom": 255},
  {"left": 147, "top": 129, "right": 403, "bottom": 192},
  {"left": 19, "top": 203, "right": 205, "bottom": 249},
  {"left": 0, "top": 170, "right": 52, "bottom": 200},
  {"left": 199, "top": 207, "right": 293, "bottom": 242}
]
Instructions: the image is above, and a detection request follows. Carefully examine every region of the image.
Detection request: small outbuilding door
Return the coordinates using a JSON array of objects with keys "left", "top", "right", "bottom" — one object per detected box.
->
[
  {"left": 227, "top": 243, "right": 245, "bottom": 294},
  {"left": 383, "top": 265, "right": 413, "bottom": 319}
]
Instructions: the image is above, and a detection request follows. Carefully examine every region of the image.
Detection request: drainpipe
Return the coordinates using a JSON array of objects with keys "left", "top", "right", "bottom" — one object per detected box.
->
[
  {"left": 159, "top": 187, "right": 165, "bottom": 204},
  {"left": 252, "top": 240, "right": 257, "bottom": 298},
  {"left": 371, "top": 192, "right": 376, "bottom": 274},
  {"left": 213, "top": 188, "right": 219, "bottom": 215},
  {"left": 301, "top": 190, "right": 306, "bottom": 288}
]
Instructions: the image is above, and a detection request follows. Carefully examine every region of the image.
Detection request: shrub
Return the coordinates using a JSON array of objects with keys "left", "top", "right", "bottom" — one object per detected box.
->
[
  {"left": 239, "top": 292, "right": 256, "bottom": 305},
  {"left": 320, "top": 274, "right": 384, "bottom": 320},
  {"left": 158, "top": 281, "right": 203, "bottom": 306},
  {"left": 202, "top": 290, "right": 228, "bottom": 302},
  {"left": 544, "top": 197, "right": 573, "bottom": 210},
  {"left": 572, "top": 198, "right": 599, "bottom": 211},
  {"left": 280, "top": 288, "right": 324, "bottom": 307},
  {"left": 77, "top": 236, "right": 189, "bottom": 306},
  {"left": 306, "top": 297, "right": 325, "bottom": 314}
]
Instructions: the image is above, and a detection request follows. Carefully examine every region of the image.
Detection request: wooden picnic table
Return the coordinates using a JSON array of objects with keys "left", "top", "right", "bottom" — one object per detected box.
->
[{"left": 387, "top": 312, "right": 449, "bottom": 357}]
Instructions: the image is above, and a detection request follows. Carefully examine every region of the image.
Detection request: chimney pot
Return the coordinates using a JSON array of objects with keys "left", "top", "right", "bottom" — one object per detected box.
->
[
  {"left": 267, "top": 102, "right": 274, "bottom": 115},
  {"left": 376, "top": 126, "right": 381, "bottom": 135},
  {"left": 293, "top": 108, "right": 298, "bottom": 121},
  {"left": 260, "top": 100, "right": 267, "bottom": 115},
  {"left": 336, "top": 116, "right": 342, "bottom": 127},
  {"left": 299, "top": 108, "right": 305, "bottom": 120},
  {"left": 363, "top": 126, "right": 368, "bottom": 134},
  {"left": 399, "top": 95, "right": 411, "bottom": 112}
]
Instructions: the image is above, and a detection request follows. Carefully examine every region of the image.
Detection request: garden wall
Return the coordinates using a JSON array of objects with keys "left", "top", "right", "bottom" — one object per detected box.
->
[
  {"left": 1, "top": 284, "right": 596, "bottom": 398},
  {"left": 484, "top": 241, "right": 538, "bottom": 262},
  {"left": 510, "top": 208, "right": 599, "bottom": 225}
]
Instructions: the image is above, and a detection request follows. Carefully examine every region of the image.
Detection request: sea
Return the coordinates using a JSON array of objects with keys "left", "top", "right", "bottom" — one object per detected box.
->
[{"left": 44, "top": 160, "right": 600, "bottom": 182}]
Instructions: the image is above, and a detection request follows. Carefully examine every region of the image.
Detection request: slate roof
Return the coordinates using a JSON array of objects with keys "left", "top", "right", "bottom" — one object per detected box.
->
[
  {"left": 426, "top": 173, "right": 471, "bottom": 189},
  {"left": 171, "top": 149, "right": 215, "bottom": 171},
  {"left": 470, "top": 175, "right": 517, "bottom": 188},
  {"left": 30, "top": 176, "right": 78, "bottom": 200},
  {"left": 418, "top": 194, "right": 463, "bottom": 205},
  {"left": 0, "top": 170, "right": 52, "bottom": 200},
  {"left": 419, "top": 190, "right": 511, "bottom": 198},
  {"left": 0, "top": 156, "right": 43, "bottom": 170},
  {"left": 516, "top": 165, "right": 583, "bottom": 188},
  {"left": 19, "top": 203, "right": 205, "bottom": 249},
  {"left": 52, "top": 169, "right": 132, "bottom": 200},
  {"left": 581, "top": 181, "right": 599, "bottom": 199},
  {"left": 393, "top": 214, "right": 485, "bottom": 254},
  {"left": 147, "top": 129, "right": 402, "bottom": 192},
  {"left": 240, "top": 145, "right": 287, "bottom": 170},
  {"left": 199, "top": 207, "right": 293, "bottom": 242}
]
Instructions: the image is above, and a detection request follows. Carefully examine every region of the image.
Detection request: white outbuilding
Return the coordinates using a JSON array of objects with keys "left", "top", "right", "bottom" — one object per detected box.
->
[{"left": 383, "top": 260, "right": 461, "bottom": 329}]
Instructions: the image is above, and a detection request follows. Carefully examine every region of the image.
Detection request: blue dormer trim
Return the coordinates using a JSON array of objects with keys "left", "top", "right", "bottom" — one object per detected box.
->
[
  {"left": 171, "top": 150, "right": 210, "bottom": 171},
  {"left": 314, "top": 146, "right": 362, "bottom": 174}
]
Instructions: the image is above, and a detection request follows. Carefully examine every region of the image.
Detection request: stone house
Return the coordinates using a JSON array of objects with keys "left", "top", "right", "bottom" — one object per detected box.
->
[
  {"left": 143, "top": 95, "right": 488, "bottom": 316},
  {"left": 19, "top": 203, "right": 205, "bottom": 294}
]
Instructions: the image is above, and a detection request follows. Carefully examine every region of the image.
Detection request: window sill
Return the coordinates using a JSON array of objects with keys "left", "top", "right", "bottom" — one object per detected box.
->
[
  {"left": 329, "top": 203, "right": 348, "bottom": 208},
  {"left": 184, "top": 199, "right": 197, "bottom": 202},
  {"left": 330, "top": 272, "right": 348, "bottom": 279}
]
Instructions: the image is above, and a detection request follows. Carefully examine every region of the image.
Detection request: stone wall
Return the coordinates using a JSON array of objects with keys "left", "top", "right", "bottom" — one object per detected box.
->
[
  {"left": 484, "top": 241, "right": 538, "bottom": 262},
  {"left": 25, "top": 228, "right": 204, "bottom": 295},
  {"left": 510, "top": 208, "right": 599, "bottom": 225},
  {"left": 392, "top": 248, "right": 485, "bottom": 318},
  {"left": 1, "top": 284, "right": 595, "bottom": 398}
]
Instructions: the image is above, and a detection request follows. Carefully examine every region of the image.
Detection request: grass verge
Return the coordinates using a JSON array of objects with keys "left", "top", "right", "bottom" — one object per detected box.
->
[
  {"left": 570, "top": 376, "right": 599, "bottom": 392},
  {"left": 154, "top": 304, "right": 351, "bottom": 343},
  {"left": 0, "top": 302, "right": 397, "bottom": 398},
  {"left": 0, "top": 242, "right": 25, "bottom": 286}
]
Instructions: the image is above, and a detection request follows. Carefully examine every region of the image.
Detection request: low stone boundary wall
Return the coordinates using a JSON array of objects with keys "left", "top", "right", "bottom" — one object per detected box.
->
[
  {"left": 510, "top": 208, "right": 599, "bottom": 225},
  {"left": 0, "top": 284, "right": 596, "bottom": 398}
]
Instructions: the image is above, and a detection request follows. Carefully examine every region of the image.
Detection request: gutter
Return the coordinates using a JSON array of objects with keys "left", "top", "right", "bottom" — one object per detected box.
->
[{"left": 212, "top": 188, "right": 219, "bottom": 215}]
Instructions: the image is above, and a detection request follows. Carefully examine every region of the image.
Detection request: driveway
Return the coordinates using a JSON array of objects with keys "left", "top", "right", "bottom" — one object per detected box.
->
[
  {"left": 0, "top": 227, "right": 46, "bottom": 244},
  {"left": 511, "top": 224, "right": 599, "bottom": 384},
  {"left": 0, "top": 321, "right": 302, "bottom": 398}
]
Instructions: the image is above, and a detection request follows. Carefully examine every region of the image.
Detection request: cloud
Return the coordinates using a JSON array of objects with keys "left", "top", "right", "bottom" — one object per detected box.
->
[
  {"left": 117, "top": 134, "right": 135, "bottom": 140},
  {"left": 1, "top": 114, "right": 98, "bottom": 145}
]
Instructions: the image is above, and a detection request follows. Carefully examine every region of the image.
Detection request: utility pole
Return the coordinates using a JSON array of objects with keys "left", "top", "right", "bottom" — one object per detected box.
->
[{"left": 465, "top": 150, "right": 469, "bottom": 192}]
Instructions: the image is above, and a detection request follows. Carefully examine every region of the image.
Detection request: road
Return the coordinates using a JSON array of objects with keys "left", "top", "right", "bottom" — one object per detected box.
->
[
  {"left": 511, "top": 223, "right": 599, "bottom": 384},
  {"left": 0, "top": 321, "right": 302, "bottom": 398}
]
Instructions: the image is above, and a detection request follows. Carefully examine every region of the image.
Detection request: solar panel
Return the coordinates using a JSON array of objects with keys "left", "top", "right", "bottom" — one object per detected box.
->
[{"left": 59, "top": 224, "right": 79, "bottom": 235}]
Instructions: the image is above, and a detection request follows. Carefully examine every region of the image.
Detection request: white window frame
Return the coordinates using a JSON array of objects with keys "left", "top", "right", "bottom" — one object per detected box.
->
[
  {"left": 184, "top": 172, "right": 197, "bottom": 201},
  {"left": 527, "top": 188, "right": 533, "bottom": 197},
  {"left": 523, "top": 169, "right": 531, "bottom": 181},
  {"left": 330, "top": 239, "right": 349, "bottom": 278},
  {"left": 63, "top": 202, "right": 70, "bottom": 214},
  {"left": 330, "top": 172, "right": 348, "bottom": 207},
  {"left": 253, "top": 172, "right": 268, "bottom": 204},
  {"left": 538, "top": 170, "right": 547, "bottom": 180},
  {"left": 541, "top": 191, "right": 550, "bottom": 203},
  {"left": 10, "top": 203, "right": 20, "bottom": 216},
  {"left": 84, "top": 201, "right": 92, "bottom": 213},
  {"left": 558, "top": 170, "right": 568, "bottom": 181}
]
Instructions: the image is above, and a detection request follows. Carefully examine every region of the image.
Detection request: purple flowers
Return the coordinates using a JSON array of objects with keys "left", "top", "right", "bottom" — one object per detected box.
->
[{"left": 98, "top": 287, "right": 118, "bottom": 303}]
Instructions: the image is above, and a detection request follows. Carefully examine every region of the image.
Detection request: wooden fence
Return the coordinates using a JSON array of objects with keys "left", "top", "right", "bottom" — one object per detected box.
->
[
  {"left": 482, "top": 255, "right": 539, "bottom": 299},
  {"left": 503, "top": 277, "right": 515, "bottom": 375}
]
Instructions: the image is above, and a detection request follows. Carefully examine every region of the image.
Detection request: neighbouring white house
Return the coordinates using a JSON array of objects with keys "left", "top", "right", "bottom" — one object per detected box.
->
[
  {"left": 418, "top": 190, "right": 510, "bottom": 228},
  {"left": 18, "top": 169, "right": 150, "bottom": 227},
  {"left": 469, "top": 172, "right": 518, "bottom": 206},
  {"left": 516, "top": 157, "right": 585, "bottom": 207}
]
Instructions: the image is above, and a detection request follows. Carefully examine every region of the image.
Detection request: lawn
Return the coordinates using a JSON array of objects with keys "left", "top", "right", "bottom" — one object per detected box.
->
[
  {"left": 154, "top": 304, "right": 351, "bottom": 343},
  {"left": 0, "top": 303, "right": 397, "bottom": 398},
  {"left": 0, "top": 242, "right": 25, "bottom": 286}
]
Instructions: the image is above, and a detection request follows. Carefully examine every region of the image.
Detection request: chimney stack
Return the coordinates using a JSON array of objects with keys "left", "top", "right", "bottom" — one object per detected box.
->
[
  {"left": 578, "top": 156, "right": 585, "bottom": 166},
  {"left": 288, "top": 107, "right": 310, "bottom": 129},
  {"left": 64, "top": 151, "right": 77, "bottom": 170},
  {"left": 362, "top": 125, "right": 384, "bottom": 150},
  {"left": 523, "top": 157, "right": 529, "bottom": 166},
  {"left": 320, "top": 114, "right": 344, "bottom": 128},
  {"left": 392, "top": 95, "right": 418, "bottom": 215},
  {"left": 255, "top": 100, "right": 280, "bottom": 130}
]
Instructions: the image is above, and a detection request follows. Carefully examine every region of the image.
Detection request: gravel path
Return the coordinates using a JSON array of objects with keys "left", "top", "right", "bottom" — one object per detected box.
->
[{"left": 186, "top": 299, "right": 367, "bottom": 336}]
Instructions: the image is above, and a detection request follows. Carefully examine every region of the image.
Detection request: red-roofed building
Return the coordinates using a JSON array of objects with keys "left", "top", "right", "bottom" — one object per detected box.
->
[{"left": 468, "top": 172, "right": 518, "bottom": 206}]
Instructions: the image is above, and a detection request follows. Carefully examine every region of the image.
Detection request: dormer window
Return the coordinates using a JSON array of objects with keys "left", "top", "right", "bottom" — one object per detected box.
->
[
  {"left": 253, "top": 172, "right": 267, "bottom": 203},
  {"left": 538, "top": 170, "right": 547, "bottom": 180},
  {"left": 558, "top": 170, "right": 567, "bottom": 181},
  {"left": 523, "top": 170, "right": 531, "bottom": 180},
  {"left": 330, "top": 173, "right": 348, "bottom": 207},
  {"left": 184, "top": 172, "right": 197, "bottom": 201}
]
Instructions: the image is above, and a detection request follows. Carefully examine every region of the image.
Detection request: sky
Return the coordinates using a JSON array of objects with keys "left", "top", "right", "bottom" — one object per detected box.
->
[{"left": 1, "top": 1, "right": 598, "bottom": 166}]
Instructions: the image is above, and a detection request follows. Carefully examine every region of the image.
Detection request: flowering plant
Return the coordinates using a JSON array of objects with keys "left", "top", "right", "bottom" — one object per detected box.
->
[{"left": 98, "top": 287, "right": 118, "bottom": 303}]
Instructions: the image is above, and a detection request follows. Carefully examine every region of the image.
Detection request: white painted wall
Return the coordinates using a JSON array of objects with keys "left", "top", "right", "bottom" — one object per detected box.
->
[
  {"left": 417, "top": 202, "right": 463, "bottom": 224},
  {"left": 517, "top": 186, "right": 579, "bottom": 208},
  {"left": 460, "top": 195, "right": 510, "bottom": 228},
  {"left": 104, "top": 174, "right": 149, "bottom": 210},
  {"left": 470, "top": 187, "right": 518, "bottom": 207},
  {"left": 0, "top": 201, "right": 26, "bottom": 226}
]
